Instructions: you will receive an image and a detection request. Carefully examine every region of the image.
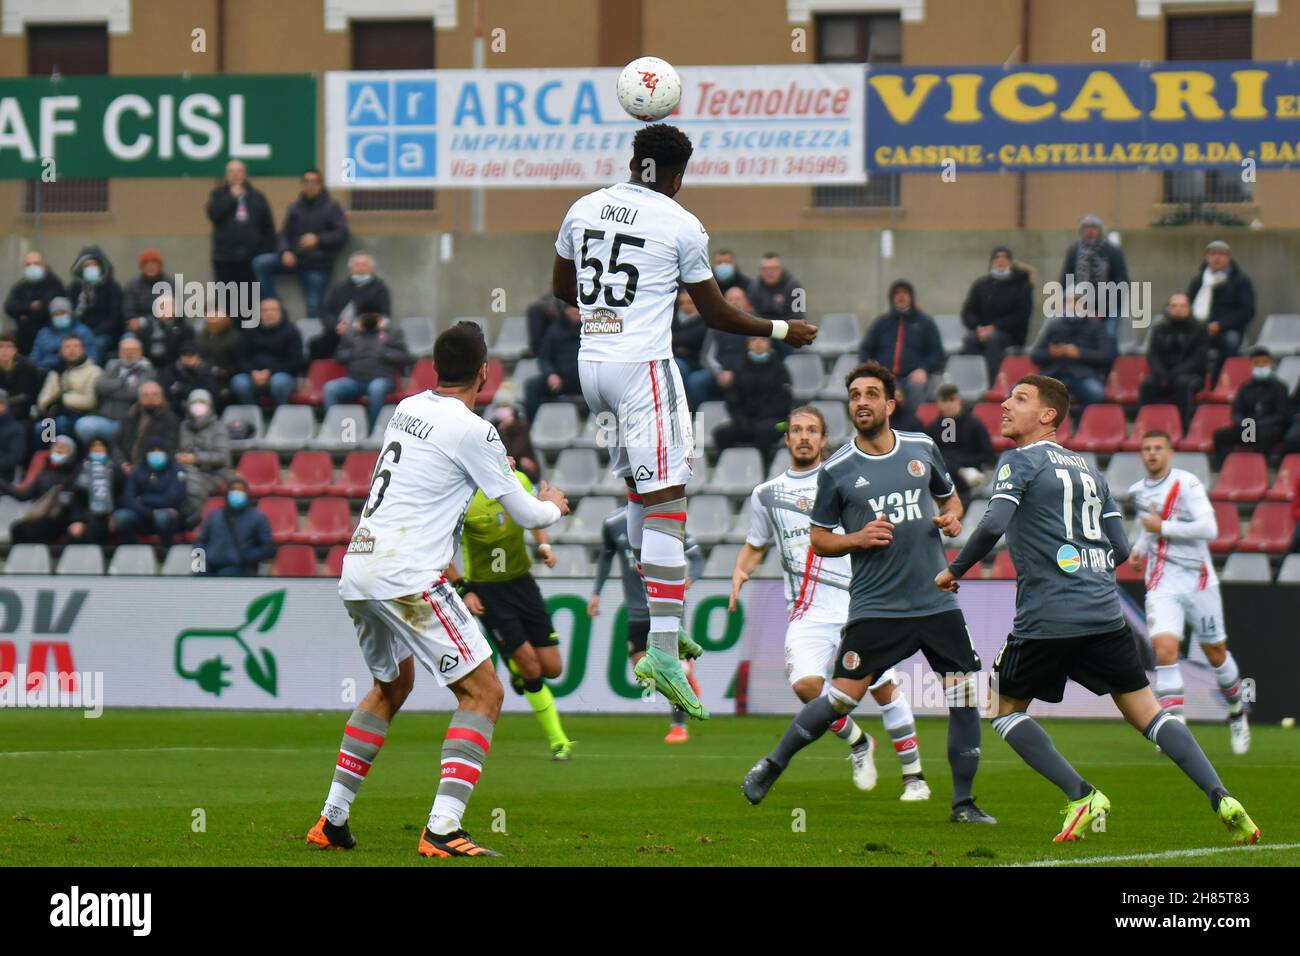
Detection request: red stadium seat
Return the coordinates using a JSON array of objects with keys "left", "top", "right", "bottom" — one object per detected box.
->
[
  {"left": 1120, "top": 405, "right": 1182, "bottom": 451},
  {"left": 258, "top": 497, "right": 299, "bottom": 545},
  {"left": 945, "top": 549, "right": 961, "bottom": 565},
  {"left": 1237, "top": 502, "right": 1296, "bottom": 554},
  {"left": 1211, "top": 453, "right": 1268, "bottom": 502},
  {"left": 1177, "top": 404, "right": 1232, "bottom": 452},
  {"left": 1115, "top": 555, "right": 1144, "bottom": 581},
  {"left": 236, "top": 450, "right": 281, "bottom": 497},
  {"left": 916, "top": 402, "right": 939, "bottom": 428},
  {"left": 327, "top": 450, "right": 379, "bottom": 498},
  {"left": 1105, "top": 356, "right": 1148, "bottom": 405},
  {"left": 1065, "top": 404, "right": 1126, "bottom": 453},
  {"left": 282, "top": 451, "right": 333, "bottom": 498},
  {"left": 200, "top": 496, "right": 225, "bottom": 522},
  {"left": 1197, "top": 357, "right": 1251, "bottom": 404},
  {"left": 985, "top": 355, "right": 1037, "bottom": 403},
  {"left": 396, "top": 360, "right": 438, "bottom": 399},
  {"left": 325, "top": 545, "right": 346, "bottom": 578},
  {"left": 1053, "top": 413, "right": 1073, "bottom": 445},
  {"left": 292, "top": 359, "right": 346, "bottom": 405},
  {"left": 272, "top": 545, "right": 318, "bottom": 577},
  {"left": 476, "top": 359, "right": 505, "bottom": 406},
  {"left": 1266, "top": 454, "right": 1300, "bottom": 502},
  {"left": 971, "top": 402, "right": 1014, "bottom": 451},
  {"left": 294, "top": 497, "right": 353, "bottom": 546},
  {"left": 989, "top": 552, "right": 1016, "bottom": 579},
  {"left": 16, "top": 450, "right": 49, "bottom": 494},
  {"left": 1209, "top": 503, "right": 1240, "bottom": 555}
]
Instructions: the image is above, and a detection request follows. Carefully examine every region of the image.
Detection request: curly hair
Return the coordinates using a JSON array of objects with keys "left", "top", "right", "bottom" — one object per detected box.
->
[{"left": 632, "top": 124, "right": 693, "bottom": 185}]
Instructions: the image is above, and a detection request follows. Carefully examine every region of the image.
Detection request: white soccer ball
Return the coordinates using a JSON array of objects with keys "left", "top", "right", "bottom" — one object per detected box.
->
[{"left": 617, "top": 56, "right": 682, "bottom": 122}]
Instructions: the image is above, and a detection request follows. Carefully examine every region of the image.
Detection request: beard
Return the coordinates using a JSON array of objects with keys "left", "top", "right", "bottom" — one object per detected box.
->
[
  {"left": 853, "top": 413, "right": 888, "bottom": 441},
  {"left": 790, "top": 448, "right": 819, "bottom": 467}
]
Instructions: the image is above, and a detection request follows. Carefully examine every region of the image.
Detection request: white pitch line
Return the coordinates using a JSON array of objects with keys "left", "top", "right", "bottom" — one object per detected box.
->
[
  {"left": 0, "top": 747, "right": 305, "bottom": 758},
  {"left": 1011, "top": 842, "right": 1300, "bottom": 867}
]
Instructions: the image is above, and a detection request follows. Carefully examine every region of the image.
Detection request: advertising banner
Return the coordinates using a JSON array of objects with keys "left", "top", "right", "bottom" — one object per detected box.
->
[{"left": 324, "top": 65, "right": 865, "bottom": 187}]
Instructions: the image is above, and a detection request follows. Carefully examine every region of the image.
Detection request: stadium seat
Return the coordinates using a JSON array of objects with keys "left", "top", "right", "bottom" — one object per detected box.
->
[
  {"left": 200, "top": 496, "right": 226, "bottom": 524},
  {"left": 1105, "top": 356, "right": 1148, "bottom": 405},
  {"left": 916, "top": 402, "right": 939, "bottom": 428},
  {"left": 934, "top": 314, "right": 964, "bottom": 355},
  {"left": 272, "top": 544, "right": 318, "bottom": 577},
  {"left": 1177, "top": 404, "right": 1232, "bottom": 452},
  {"left": 295, "top": 317, "right": 322, "bottom": 355},
  {"left": 971, "top": 402, "right": 1014, "bottom": 451},
  {"left": 989, "top": 552, "right": 1016, "bottom": 579},
  {"left": 940, "top": 355, "right": 990, "bottom": 403},
  {"left": 552, "top": 448, "right": 601, "bottom": 497},
  {"left": 710, "top": 447, "right": 764, "bottom": 496},
  {"left": 400, "top": 317, "right": 437, "bottom": 358},
  {"left": 108, "top": 545, "right": 158, "bottom": 575},
  {"left": 396, "top": 359, "right": 439, "bottom": 400},
  {"left": 260, "top": 405, "right": 317, "bottom": 451},
  {"left": 1237, "top": 502, "right": 1295, "bottom": 553},
  {"left": 474, "top": 358, "right": 505, "bottom": 407},
  {"left": 1209, "top": 503, "right": 1241, "bottom": 554},
  {"left": 221, "top": 405, "right": 264, "bottom": 450},
  {"left": 984, "top": 355, "right": 1037, "bottom": 403},
  {"left": 1115, "top": 317, "right": 1146, "bottom": 356},
  {"left": 1277, "top": 554, "right": 1300, "bottom": 584},
  {"left": 1276, "top": 355, "right": 1300, "bottom": 395},
  {"left": 530, "top": 402, "right": 581, "bottom": 452},
  {"left": 55, "top": 545, "right": 104, "bottom": 575},
  {"left": 1121, "top": 404, "right": 1182, "bottom": 451},
  {"left": 1211, "top": 453, "right": 1268, "bottom": 502},
  {"left": 1067, "top": 404, "right": 1126, "bottom": 453},
  {"left": 702, "top": 543, "right": 743, "bottom": 578},
  {"left": 725, "top": 508, "right": 755, "bottom": 543},
  {"left": 510, "top": 357, "right": 540, "bottom": 394},
  {"left": 552, "top": 495, "right": 615, "bottom": 545},
  {"left": 1177, "top": 452, "right": 1211, "bottom": 488},
  {"left": 1267, "top": 454, "right": 1300, "bottom": 502},
  {"left": 1220, "top": 553, "right": 1271, "bottom": 583},
  {"left": 0, "top": 497, "right": 23, "bottom": 545},
  {"left": 533, "top": 544, "right": 589, "bottom": 577},
  {"left": 488, "top": 316, "right": 529, "bottom": 362},
  {"left": 236, "top": 450, "right": 282, "bottom": 498},
  {"left": 819, "top": 354, "right": 858, "bottom": 399},
  {"left": 596, "top": 464, "right": 628, "bottom": 496},
  {"left": 4, "top": 544, "right": 51, "bottom": 574},
  {"left": 15, "top": 449, "right": 49, "bottom": 495},
  {"left": 327, "top": 450, "right": 378, "bottom": 498},
  {"left": 309, "top": 404, "right": 369, "bottom": 452},
  {"left": 257, "top": 497, "right": 299, "bottom": 545},
  {"left": 1197, "top": 356, "right": 1250, "bottom": 404},
  {"left": 293, "top": 359, "right": 346, "bottom": 405},
  {"left": 685, "top": 495, "right": 733, "bottom": 546},
  {"left": 365, "top": 405, "right": 396, "bottom": 449},
  {"left": 1115, "top": 555, "right": 1143, "bottom": 582},
  {"left": 294, "top": 497, "right": 354, "bottom": 546},
  {"left": 694, "top": 402, "right": 730, "bottom": 451},
  {"left": 810, "top": 401, "right": 849, "bottom": 445},
  {"left": 754, "top": 548, "right": 783, "bottom": 578},
  {"left": 785, "top": 352, "right": 825, "bottom": 401},
  {"left": 325, "top": 545, "right": 346, "bottom": 578},
  {"left": 1257, "top": 313, "right": 1300, "bottom": 356},
  {"left": 810, "top": 313, "right": 860, "bottom": 357},
  {"left": 283, "top": 451, "right": 334, "bottom": 497},
  {"left": 949, "top": 499, "right": 988, "bottom": 549},
  {"left": 161, "top": 544, "right": 195, "bottom": 576}
]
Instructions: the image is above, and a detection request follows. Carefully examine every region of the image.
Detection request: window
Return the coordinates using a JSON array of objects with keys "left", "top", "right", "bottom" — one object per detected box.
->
[
  {"left": 813, "top": 13, "right": 900, "bottom": 208},
  {"left": 348, "top": 20, "right": 436, "bottom": 212},
  {"left": 24, "top": 25, "right": 109, "bottom": 214}
]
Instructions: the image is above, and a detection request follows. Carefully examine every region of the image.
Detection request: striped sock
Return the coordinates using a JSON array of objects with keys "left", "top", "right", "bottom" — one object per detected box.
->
[
  {"left": 881, "top": 694, "right": 923, "bottom": 777},
  {"left": 1212, "top": 652, "right": 1244, "bottom": 716},
  {"left": 429, "top": 711, "right": 494, "bottom": 835},
  {"left": 1155, "top": 663, "right": 1186, "bottom": 719},
  {"left": 830, "top": 714, "right": 866, "bottom": 747},
  {"left": 322, "top": 708, "right": 388, "bottom": 825},
  {"left": 642, "top": 498, "right": 687, "bottom": 657}
]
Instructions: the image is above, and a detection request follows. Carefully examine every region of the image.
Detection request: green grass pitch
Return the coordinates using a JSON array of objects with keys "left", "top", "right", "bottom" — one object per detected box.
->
[{"left": 3, "top": 709, "right": 1296, "bottom": 867}]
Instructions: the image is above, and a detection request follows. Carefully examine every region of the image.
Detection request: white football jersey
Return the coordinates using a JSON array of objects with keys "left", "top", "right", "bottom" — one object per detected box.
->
[
  {"left": 746, "top": 465, "right": 851, "bottom": 626},
  {"left": 554, "top": 180, "right": 713, "bottom": 363},
  {"left": 1128, "top": 467, "right": 1219, "bottom": 594},
  {"left": 339, "top": 391, "right": 523, "bottom": 600}
]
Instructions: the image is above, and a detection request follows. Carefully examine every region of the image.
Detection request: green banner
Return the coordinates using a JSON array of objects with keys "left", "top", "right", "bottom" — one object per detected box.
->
[{"left": 0, "top": 74, "right": 316, "bottom": 179}]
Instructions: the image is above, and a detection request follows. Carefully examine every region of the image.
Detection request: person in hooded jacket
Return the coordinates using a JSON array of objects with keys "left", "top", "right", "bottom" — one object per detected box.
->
[
  {"left": 67, "top": 245, "right": 125, "bottom": 359},
  {"left": 30, "top": 297, "right": 101, "bottom": 372},
  {"left": 113, "top": 438, "right": 191, "bottom": 549},
  {"left": 859, "top": 278, "right": 945, "bottom": 411},
  {"left": 252, "top": 168, "right": 349, "bottom": 319}
]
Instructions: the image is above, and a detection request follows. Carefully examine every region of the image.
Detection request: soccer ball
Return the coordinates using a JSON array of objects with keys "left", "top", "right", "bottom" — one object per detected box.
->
[{"left": 616, "top": 56, "right": 682, "bottom": 122}]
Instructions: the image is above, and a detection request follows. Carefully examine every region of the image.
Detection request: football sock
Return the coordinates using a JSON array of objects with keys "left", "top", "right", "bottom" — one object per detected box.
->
[
  {"left": 523, "top": 681, "right": 568, "bottom": 749},
  {"left": 643, "top": 498, "right": 687, "bottom": 657},
  {"left": 671, "top": 706, "right": 687, "bottom": 727},
  {"left": 993, "top": 712, "right": 1091, "bottom": 801},
  {"left": 1145, "top": 711, "right": 1225, "bottom": 808},
  {"left": 1211, "top": 653, "right": 1244, "bottom": 716},
  {"left": 770, "top": 695, "right": 841, "bottom": 770},
  {"left": 880, "top": 693, "right": 922, "bottom": 777},
  {"left": 829, "top": 714, "right": 866, "bottom": 747},
  {"left": 322, "top": 707, "right": 388, "bottom": 825},
  {"left": 1154, "top": 663, "right": 1186, "bottom": 719},
  {"left": 429, "top": 710, "right": 494, "bottom": 835},
  {"left": 625, "top": 491, "right": 645, "bottom": 552},
  {"left": 946, "top": 706, "right": 981, "bottom": 805}
]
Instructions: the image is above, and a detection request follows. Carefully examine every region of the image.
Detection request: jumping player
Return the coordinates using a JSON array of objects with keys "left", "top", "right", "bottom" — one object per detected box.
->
[
  {"left": 308, "top": 322, "right": 570, "bottom": 859},
  {"left": 936, "top": 375, "right": 1259, "bottom": 844},
  {"left": 552, "top": 123, "right": 818, "bottom": 718}
]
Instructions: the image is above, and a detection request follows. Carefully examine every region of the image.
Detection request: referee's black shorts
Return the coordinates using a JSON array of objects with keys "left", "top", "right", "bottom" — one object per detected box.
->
[
  {"left": 833, "top": 609, "right": 980, "bottom": 683},
  {"left": 993, "top": 625, "right": 1149, "bottom": 703},
  {"left": 471, "top": 575, "right": 558, "bottom": 657}
]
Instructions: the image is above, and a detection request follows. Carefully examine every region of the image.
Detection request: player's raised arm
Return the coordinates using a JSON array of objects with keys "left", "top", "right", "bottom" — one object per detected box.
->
[{"left": 684, "top": 276, "right": 818, "bottom": 348}]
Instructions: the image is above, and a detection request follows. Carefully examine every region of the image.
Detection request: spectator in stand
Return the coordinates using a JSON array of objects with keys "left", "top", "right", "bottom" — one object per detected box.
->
[
  {"left": 75, "top": 333, "right": 155, "bottom": 445},
  {"left": 194, "top": 476, "right": 276, "bottom": 576},
  {"left": 31, "top": 298, "right": 101, "bottom": 372},
  {"left": 252, "top": 168, "right": 349, "bottom": 319},
  {"left": 1059, "top": 213, "right": 1129, "bottom": 341},
  {"left": 35, "top": 335, "right": 101, "bottom": 444},
  {"left": 0, "top": 390, "right": 23, "bottom": 480},
  {"left": 310, "top": 252, "right": 393, "bottom": 361},
  {"left": 123, "top": 249, "right": 175, "bottom": 333},
  {"left": 1139, "top": 293, "right": 1208, "bottom": 429},
  {"left": 712, "top": 249, "right": 750, "bottom": 296},
  {"left": 687, "top": 286, "right": 752, "bottom": 409},
  {"left": 0, "top": 332, "right": 40, "bottom": 435},
  {"left": 713, "top": 336, "right": 791, "bottom": 470},
  {"left": 67, "top": 245, "right": 125, "bottom": 359},
  {"left": 525, "top": 291, "right": 566, "bottom": 358},
  {"left": 67, "top": 437, "right": 121, "bottom": 545},
  {"left": 525, "top": 304, "right": 583, "bottom": 422},
  {"left": 197, "top": 309, "right": 241, "bottom": 390},
  {"left": 960, "top": 246, "right": 1034, "bottom": 378},
  {"left": 1030, "top": 294, "right": 1115, "bottom": 410},
  {"left": 671, "top": 289, "right": 708, "bottom": 384},
  {"left": 2, "top": 434, "right": 79, "bottom": 544},
  {"left": 859, "top": 279, "right": 945, "bottom": 411},
  {"left": 1212, "top": 346, "right": 1290, "bottom": 466},
  {"left": 1188, "top": 239, "right": 1255, "bottom": 379},
  {"left": 324, "top": 313, "right": 411, "bottom": 429},
  {"left": 114, "top": 380, "right": 180, "bottom": 472},
  {"left": 747, "top": 253, "right": 802, "bottom": 323},
  {"left": 924, "top": 383, "right": 995, "bottom": 506},
  {"left": 134, "top": 293, "right": 195, "bottom": 371},
  {"left": 230, "top": 298, "right": 303, "bottom": 407},
  {"left": 177, "top": 389, "right": 233, "bottom": 517},
  {"left": 488, "top": 401, "right": 541, "bottom": 484},
  {"left": 160, "top": 343, "right": 223, "bottom": 417},
  {"left": 207, "top": 159, "right": 277, "bottom": 293},
  {"left": 4, "top": 251, "right": 66, "bottom": 355},
  {"left": 113, "top": 438, "right": 192, "bottom": 550}
]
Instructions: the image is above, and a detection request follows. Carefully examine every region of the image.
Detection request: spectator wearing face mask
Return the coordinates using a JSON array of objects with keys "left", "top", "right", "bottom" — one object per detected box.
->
[
  {"left": 687, "top": 285, "right": 753, "bottom": 410},
  {"left": 1029, "top": 294, "right": 1115, "bottom": 410},
  {"left": 114, "top": 438, "right": 191, "bottom": 550},
  {"left": 310, "top": 252, "right": 393, "bottom": 361},
  {"left": 67, "top": 245, "right": 125, "bottom": 358},
  {"left": 67, "top": 437, "right": 122, "bottom": 545},
  {"left": 324, "top": 312, "right": 411, "bottom": 428},
  {"left": 671, "top": 289, "right": 707, "bottom": 381},
  {"left": 123, "top": 249, "right": 176, "bottom": 332},
  {"left": 4, "top": 251, "right": 66, "bottom": 355},
  {"left": 134, "top": 294, "right": 195, "bottom": 371},
  {"left": 1059, "top": 213, "right": 1129, "bottom": 341},
  {"left": 2, "top": 434, "right": 80, "bottom": 544},
  {"left": 712, "top": 249, "right": 750, "bottom": 296},
  {"left": 1212, "top": 346, "right": 1290, "bottom": 466},
  {"left": 75, "top": 333, "right": 155, "bottom": 446},
  {"left": 488, "top": 401, "right": 541, "bottom": 484},
  {"left": 160, "top": 344, "right": 223, "bottom": 417},
  {"left": 113, "top": 380, "right": 180, "bottom": 474},
  {"left": 712, "top": 336, "right": 792, "bottom": 471},
  {"left": 194, "top": 476, "right": 276, "bottom": 576},
  {"left": 1188, "top": 240, "right": 1255, "bottom": 380},
  {"left": 30, "top": 297, "right": 101, "bottom": 372},
  {"left": 176, "top": 389, "right": 234, "bottom": 516},
  {"left": 0, "top": 389, "right": 23, "bottom": 480},
  {"left": 36, "top": 335, "right": 102, "bottom": 443},
  {"left": 959, "top": 246, "right": 1034, "bottom": 379},
  {"left": 859, "top": 279, "right": 945, "bottom": 411}
]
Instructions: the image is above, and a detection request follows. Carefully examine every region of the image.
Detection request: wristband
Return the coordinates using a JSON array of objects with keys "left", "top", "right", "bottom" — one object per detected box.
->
[
  {"left": 770, "top": 319, "right": 789, "bottom": 341},
  {"left": 537, "top": 543, "right": 553, "bottom": 553}
]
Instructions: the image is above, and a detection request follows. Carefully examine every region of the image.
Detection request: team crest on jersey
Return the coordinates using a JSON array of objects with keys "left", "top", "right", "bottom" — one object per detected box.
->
[
  {"left": 1056, "top": 544, "right": 1081, "bottom": 573},
  {"left": 796, "top": 496, "right": 813, "bottom": 512},
  {"left": 842, "top": 651, "right": 861, "bottom": 671},
  {"left": 997, "top": 464, "right": 1012, "bottom": 481},
  {"left": 583, "top": 307, "right": 623, "bottom": 335},
  {"left": 346, "top": 527, "right": 376, "bottom": 554},
  {"left": 908, "top": 459, "right": 926, "bottom": 478}
]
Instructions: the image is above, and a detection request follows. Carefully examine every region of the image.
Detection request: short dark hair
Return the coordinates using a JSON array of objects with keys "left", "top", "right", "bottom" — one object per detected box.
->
[
  {"left": 434, "top": 321, "right": 487, "bottom": 385},
  {"left": 1017, "top": 374, "right": 1070, "bottom": 429},
  {"left": 59, "top": 333, "right": 84, "bottom": 346},
  {"left": 0, "top": 332, "right": 15, "bottom": 345},
  {"left": 937, "top": 383, "right": 960, "bottom": 402},
  {"left": 303, "top": 168, "right": 323, "bottom": 179},
  {"left": 761, "top": 252, "right": 782, "bottom": 260},
  {"left": 845, "top": 361, "right": 895, "bottom": 401},
  {"left": 632, "top": 124, "right": 693, "bottom": 184},
  {"left": 1142, "top": 430, "right": 1173, "bottom": 447}
]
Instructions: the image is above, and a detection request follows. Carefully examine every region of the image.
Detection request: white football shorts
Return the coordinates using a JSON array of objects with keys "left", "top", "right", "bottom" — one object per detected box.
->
[
  {"left": 785, "top": 616, "right": 897, "bottom": 690},
  {"left": 344, "top": 581, "right": 491, "bottom": 686},
  {"left": 1146, "top": 586, "right": 1227, "bottom": 646}
]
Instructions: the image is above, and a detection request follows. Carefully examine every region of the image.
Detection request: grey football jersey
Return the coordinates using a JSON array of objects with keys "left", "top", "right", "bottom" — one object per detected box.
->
[
  {"left": 990, "top": 440, "right": 1125, "bottom": 638},
  {"left": 810, "top": 430, "right": 959, "bottom": 622}
]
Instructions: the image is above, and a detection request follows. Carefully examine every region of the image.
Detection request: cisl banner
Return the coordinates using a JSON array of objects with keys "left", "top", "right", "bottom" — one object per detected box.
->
[
  {"left": 323, "top": 65, "right": 865, "bottom": 188},
  {"left": 867, "top": 60, "right": 1300, "bottom": 172}
]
